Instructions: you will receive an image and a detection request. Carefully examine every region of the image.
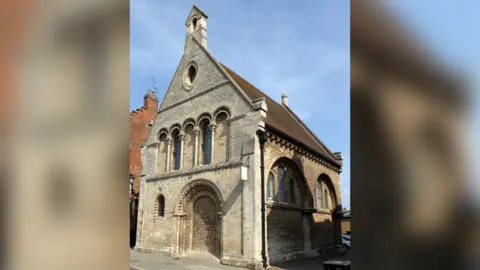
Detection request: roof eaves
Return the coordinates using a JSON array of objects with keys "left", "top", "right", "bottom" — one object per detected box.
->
[{"left": 266, "top": 124, "right": 342, "bottom": 169}]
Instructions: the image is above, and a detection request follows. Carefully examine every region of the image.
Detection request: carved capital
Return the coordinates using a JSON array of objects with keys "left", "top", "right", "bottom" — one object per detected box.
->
[
  {"left": 209, "top": 123, "right": 217, "bottom": 131},
  {"left": 193, "top": 128, "right": 200, "bottom": 136}
]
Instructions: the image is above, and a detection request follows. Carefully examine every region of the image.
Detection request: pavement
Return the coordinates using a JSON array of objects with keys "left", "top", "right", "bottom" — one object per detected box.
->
[
  {"left": 130, "top": 248, "right": 350, "bottom": 270},
  {"left": 130, "top": 249, "right": 238, "bottom": 270}
]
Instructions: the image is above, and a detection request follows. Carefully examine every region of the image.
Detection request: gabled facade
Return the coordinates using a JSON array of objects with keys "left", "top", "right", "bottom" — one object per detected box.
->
[{"left": 135, "top": 5, "right": 344, "bottom": 268}]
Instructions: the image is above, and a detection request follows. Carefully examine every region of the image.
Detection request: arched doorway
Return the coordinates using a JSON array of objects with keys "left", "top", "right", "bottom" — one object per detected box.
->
[
  {"left": 192, "top": 195, "right": 218, "bottom": 254},
  {"left": 175, "top": 180, "right": 223, "bottom": 259}
]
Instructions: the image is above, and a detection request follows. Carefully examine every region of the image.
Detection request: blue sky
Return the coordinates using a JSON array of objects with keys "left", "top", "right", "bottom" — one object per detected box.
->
[
  {"left": 131, "top": 0, "right": 351, "bottom": 208},
  {"left": 131, "top": 1, "right": 480, "bottom": 209}
]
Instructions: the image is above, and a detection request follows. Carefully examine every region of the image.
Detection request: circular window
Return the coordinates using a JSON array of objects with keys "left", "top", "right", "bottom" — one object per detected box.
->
[
  {"left": 183, "top": 62, "right": 198, "bottom": 90},
  {"left": 187, "top": 65, "right": 197, "bottom": 85}
]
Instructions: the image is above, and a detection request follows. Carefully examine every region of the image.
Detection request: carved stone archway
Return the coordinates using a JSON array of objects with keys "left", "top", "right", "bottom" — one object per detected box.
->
[{"left": 173, "top": 179, "right": 224, "bottom": 258}]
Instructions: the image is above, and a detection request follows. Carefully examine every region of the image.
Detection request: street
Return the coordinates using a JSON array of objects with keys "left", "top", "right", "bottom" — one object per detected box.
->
[{"left": 130, "top": 249, "right": 349, "bottom": 270}]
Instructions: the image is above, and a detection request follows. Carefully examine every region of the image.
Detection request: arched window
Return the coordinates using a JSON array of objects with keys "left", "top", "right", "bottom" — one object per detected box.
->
[
  {"left": 267, "top": 173, "right": 274, "bottom": 201},
  {"left": 157, "top": 195, "right": 165, "bottom": 217},
  {"left": 277, "top": 167, "right": 286, "bottom": 203},
  {"left": 289, "top": 178, "right": 295, "bottom": 204},
  {"left": 317, "top": 181, "right": 324, "bottom": 209},
  {"left": 192, "top": 17, "right": 198, "bottom": 31},
  {"left": 172, "top": 130, "right": 182, "bottom": 170},
  {"left": 201, "top": 121, "right": 212, "bottom": 165},
  {"left": 324, "top": 189, "right": 329, "bottom": 209}
]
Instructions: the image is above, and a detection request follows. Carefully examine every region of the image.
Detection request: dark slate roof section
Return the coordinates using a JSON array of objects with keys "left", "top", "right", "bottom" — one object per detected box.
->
[{"left": 221, "top": 64, "right": 341, "bottom": 168}]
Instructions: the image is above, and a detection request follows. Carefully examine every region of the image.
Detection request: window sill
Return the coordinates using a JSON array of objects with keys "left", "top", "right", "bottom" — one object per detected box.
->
[
  {"left": 266, "top": 201, "right": 304, "bottom": 211},
  {"left": 314, "top": 209, "right": 333, "bottom": 214}
]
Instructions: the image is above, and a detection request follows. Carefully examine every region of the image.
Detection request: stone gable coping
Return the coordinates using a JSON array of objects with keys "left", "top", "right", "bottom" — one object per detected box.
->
[
  {"left": 146, "top": 160, "right": 244, "bottom": 182},
  {"left": 190, "top": 36, "right": 255, "bottom": 110},
  {"left": 267, "top": 133, "right": 341, "bottom": 174}
]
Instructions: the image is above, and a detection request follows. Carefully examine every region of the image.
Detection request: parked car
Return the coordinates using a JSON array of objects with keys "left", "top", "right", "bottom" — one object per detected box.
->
[{"left": 342, "top": 234, "right": 350, "bottom": 250}]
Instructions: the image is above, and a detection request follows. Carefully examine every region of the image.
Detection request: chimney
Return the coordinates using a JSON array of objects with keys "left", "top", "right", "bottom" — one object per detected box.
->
[
  {"left": 281, "top": 93, "right": 288, "bottom": 106},
  {"left": 144, "top": 89, "right": 158, "bottom": 112}
]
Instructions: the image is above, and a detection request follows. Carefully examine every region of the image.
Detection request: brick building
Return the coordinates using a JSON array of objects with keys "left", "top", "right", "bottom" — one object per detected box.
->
[
  {"left": 130, "top": 90, "right": 159, "bottom": 194},
  {"left": 135, "top": 5, "right": 344, "bottom": 268},
  {"left": 130, "top": 89, "right": 158, "bottom": 246}
]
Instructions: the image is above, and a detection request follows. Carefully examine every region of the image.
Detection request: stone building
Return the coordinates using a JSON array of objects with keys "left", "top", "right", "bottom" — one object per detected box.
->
[
  {"left": 135, "top": 5, "right": 344, "bottom": 268},
  {"left": 130, "top": 89, "right": 159, "bottom": 246}
]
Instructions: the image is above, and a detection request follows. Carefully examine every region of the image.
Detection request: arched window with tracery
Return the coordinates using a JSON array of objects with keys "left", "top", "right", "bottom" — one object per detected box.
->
[
  {"left": 277, "top": 167, "right": 286, "bottom": 203},
  {"left": 317, "top": 180, "right": 324, "bottom": 209},
  {"left": 317, "top": 174, "right": 335, "bottom": 210},
  {"left": 324, "top": 188, "right": 329, "bottom": 209}
]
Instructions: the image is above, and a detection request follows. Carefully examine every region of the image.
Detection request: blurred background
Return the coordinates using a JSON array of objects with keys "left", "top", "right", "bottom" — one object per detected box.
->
[
  {"left": 351, "top": 1, "right": 479, "bottom": 270},
  {"left": 3, "top": 0, "right": 130, "bottom": 270}
]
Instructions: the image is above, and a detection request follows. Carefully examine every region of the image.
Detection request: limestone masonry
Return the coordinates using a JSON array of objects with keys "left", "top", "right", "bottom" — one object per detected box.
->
[{"left": 135, "top": 5, "right": 344, "bottom": 269}]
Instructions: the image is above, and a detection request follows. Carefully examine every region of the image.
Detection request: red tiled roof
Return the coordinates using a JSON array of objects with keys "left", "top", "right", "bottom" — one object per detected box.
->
[{"left": 221, "top": 64, "right": 340, "bottom": 167}]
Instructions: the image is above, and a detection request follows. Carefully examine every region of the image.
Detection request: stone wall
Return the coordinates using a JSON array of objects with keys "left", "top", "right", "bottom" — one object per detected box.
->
[
  {"left": 311, "top": 212, "right": 335, "bottom": 249},
  {"left": 135, "top": 20, "right": 342, "bottom": 267},
  {"left": 139, "top": 165, "right": 243, "bottom": 254},
  {"left": 136, "top": 36, "right": 266, "bottom": 266},
  {"left": 263, "top": 135, "right": 342, "bottom": 254},
  {"left": 267, "top": 208, "right": 303, "bottom": 263}
]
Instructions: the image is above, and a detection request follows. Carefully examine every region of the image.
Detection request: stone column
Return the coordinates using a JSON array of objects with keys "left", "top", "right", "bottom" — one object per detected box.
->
[
  {"left": 217, "top": 211, "right": 225, "bottom": 260},
  {"left": 135, "top": 176, "right": 146, "bottom": 247},
  {"left": 154, "top": 142, "right": 160, "bottom": 173},
  {"left": 179, "top": 133, "right": 185, "bottom": 170},
  {"left": 193, "top": 128, "right": 200, "bottom": 166},
  {"left": 166, "top": 137, "right": 172, "bottom": 171},
  {"left": 302, "top": 213, "right": 315, "bottom": 257},
  {"left": 209, "top": 123, "right": 217, "bottom": 164}
]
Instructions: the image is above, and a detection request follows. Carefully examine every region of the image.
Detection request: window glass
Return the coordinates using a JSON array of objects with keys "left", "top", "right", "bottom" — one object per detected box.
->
[{"left": 277, "top": 167, "right": 285, "bottom": 202}]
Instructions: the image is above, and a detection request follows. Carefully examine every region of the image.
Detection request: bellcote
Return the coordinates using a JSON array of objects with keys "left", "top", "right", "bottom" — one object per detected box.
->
[{"left": 185, "top": 5, "right": 208, "bottom": 52}]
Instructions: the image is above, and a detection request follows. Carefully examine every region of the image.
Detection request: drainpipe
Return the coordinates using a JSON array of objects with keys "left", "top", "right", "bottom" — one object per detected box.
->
[{"left": 256, "top": 130, "right": 268, "bottom": 269}]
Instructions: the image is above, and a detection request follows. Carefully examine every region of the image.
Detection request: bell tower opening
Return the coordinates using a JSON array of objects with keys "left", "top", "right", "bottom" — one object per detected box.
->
[
  {"left": 192, "top": 18, "right": 198, "bottom": 31},
  {"left": 184, "top": 5, "right": 208, "bottom": 51}
]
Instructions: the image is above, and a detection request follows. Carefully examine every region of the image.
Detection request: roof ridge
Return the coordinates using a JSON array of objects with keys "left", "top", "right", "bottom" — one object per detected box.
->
[
  {"left": 220, "top": 64, "right": 279, "bottom": 106},
  {"left": 283, "top": 104, "right": 337, "bottom": 158}
]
